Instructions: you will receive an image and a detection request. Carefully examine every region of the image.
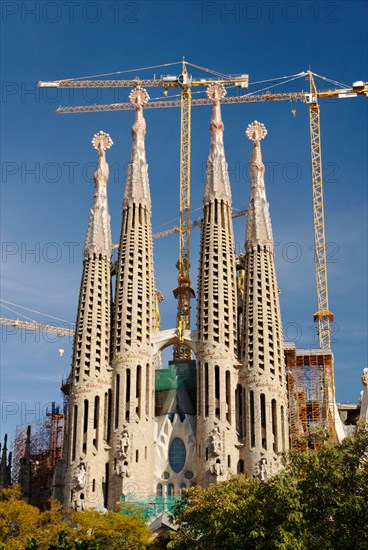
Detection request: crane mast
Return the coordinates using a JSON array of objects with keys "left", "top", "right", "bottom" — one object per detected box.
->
[
  {"left": 307, "top": 71, "right": 334, "bottom": 350},
  {"left": 173, "top": 62, "right": 195, "bottom": 359}
]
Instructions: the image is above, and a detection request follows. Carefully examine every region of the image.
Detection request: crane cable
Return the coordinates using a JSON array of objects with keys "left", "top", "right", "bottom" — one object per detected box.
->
[
  {"left": 310, "top": 71, "right": 350, "bottom": 89},
  {"left": 56, "top": 61, "right": 183, "bottom": 82},
  {"left": 0, "top": 299, "right": 74, "bottom": 325}
]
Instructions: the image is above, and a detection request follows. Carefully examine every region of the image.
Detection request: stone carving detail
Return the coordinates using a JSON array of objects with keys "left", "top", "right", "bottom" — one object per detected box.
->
[
  {"left": 119, "top": 430, "right": 130, "bottom": 458},
  {"left": 76, "top": 463, "right": 86, "bottom": 489},
  {"left": 361, "top": 368, "right": 368, "bottom": 387},
  {"left": 117, "top": 460, "right": 131, "bottom": 478},
  {"left": 210, "top": 460, "right": 224, "bottom": 477},
  {"left": 259, "top": 457, "right": 268, "bottom": 481},
  {"left": 211, "top": 426, "right": 222, "bottom": 456}
]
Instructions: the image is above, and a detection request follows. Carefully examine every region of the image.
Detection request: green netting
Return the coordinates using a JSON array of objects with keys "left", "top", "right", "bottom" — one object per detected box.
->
[
  {"left": 120, "top": 493, "right": 181, "bottom": 520},
  {"left": 155, "top": 361, "right": 196, "bottom": 392}
]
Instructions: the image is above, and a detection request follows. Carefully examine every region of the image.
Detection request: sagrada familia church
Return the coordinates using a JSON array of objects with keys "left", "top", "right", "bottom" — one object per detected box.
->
[
  {"left": 1, "top": 80, "right": 367, "bottom": 517},
  {"left": 52, "top": 82, "right": 290, "bottom": 511}
]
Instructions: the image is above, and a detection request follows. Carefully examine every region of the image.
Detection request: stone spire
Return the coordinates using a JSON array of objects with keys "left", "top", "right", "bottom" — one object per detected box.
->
[
  {"left": 0, "top": 434, "right": 11, "bottom": 489},
  {"left": 110, "top": 87, "right": 156, "bottom": 507},
  {"left": 203, "top": 84, "right": 232, "bottom": 204},
  {"left": 196, "top": 84, "right": 239, "bottom": 485},
  {"left": 19, "top": 426, "right": 32, "bottom": 502},
  {"left": 240, "top": 121, "right": 289, "bottom": 480},
  {"left": 62, "top": 133, "right": 113, "bottom": 511},
  {"left": 0, "top": 434, "right": 7, "bottom": 471},
  {"left": 84, "top": 131, "right": 113, "bottom": 258},
  {"left": 123, "top": 87, "right": 151, "bottom": 210},
  {"left": 245, "top": 121, "right": 273, "bottom": 249}
]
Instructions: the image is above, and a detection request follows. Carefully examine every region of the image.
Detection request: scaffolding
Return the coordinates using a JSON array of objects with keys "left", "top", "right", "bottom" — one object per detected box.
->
[
  {"left": 286, "top": 346, "right": 336, "bottom": 450},
  {"left": 11, "top": 403, "right": 65, "bottom": 508}
]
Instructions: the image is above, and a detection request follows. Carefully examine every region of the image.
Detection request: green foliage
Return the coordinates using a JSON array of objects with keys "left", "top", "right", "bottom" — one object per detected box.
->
[
  {"left": 71, "top": 508, "right": 150, "bottom": 549},
  {"left": 0, "top": 484, "right": 41, "bottom": 549},
  {"left": 0, "top": 485, "right": 150, "bottom": 550},
  {"left": 169, "top": 430, "right": 368, "bottom": 549}
]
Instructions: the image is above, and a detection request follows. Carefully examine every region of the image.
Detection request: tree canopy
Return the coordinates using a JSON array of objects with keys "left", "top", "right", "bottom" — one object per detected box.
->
[
  {"left": 0, "top": 485, "right": 150, "bottom": 550},
  {"left": 169, "top": 429, "right": 368, "bottom": 549}
]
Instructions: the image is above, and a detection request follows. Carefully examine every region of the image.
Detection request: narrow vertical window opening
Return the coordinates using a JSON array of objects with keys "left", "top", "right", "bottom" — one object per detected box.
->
[
  {"left": 72, "top": 405, "right": 78, "bottom": 461},
  {"left": 250, "top": 391, "right": 255, "bottom": 448},
  {"left": 107, "top": 389, "right": 112, "bottom": 443},
  {"left": 226, "top": 370, "right": 231, "bottom": 423},
  {"left": 83, "top": 399, "right": 89, "bottom": 434},
  {"left": 215, "top": 365, "right": 220, "bottom": 419},
  {"left": 272, "top": 399, "right": 278, "bottom": 452},
  {"left": 115, "top": 374, "right": 120, "bottom": 429},
  {"left": 136, "top": 365, "right": 141, "bottom": 418},
  {"left": 261, "top": 393, "right": 267, "bottom": 449},
  {"left": 125, "top": 369, "right": 131, "bottom": 421},
  {"left": 205, "top": 363, "right": 209, "bottom": 417}
]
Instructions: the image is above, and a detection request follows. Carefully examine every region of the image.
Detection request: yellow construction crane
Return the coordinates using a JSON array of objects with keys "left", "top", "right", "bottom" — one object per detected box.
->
[
  {"left": 39, "top": 64, "right": 368, "bottom": 356},
  {"left": 305, "top": 72, "right": 367, "bottom": 350},
  {"left": 151, "top": 208, "right": 247, "bottom": 240},
  {"left": 0, "top": 317, "right": 74, "bottom": 337},
  {"left": 0, "top": 300, "right": 75, "bottom": 337}
]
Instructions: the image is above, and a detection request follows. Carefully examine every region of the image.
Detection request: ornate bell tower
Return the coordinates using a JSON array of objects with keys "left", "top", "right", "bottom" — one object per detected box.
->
[
  {"left": 109, "top": 88, "right": 157, "bottom": 508},
  {"left": 239, "top": 122, "right": 289, "bottom": 479},
  {"left": 64, "top": 131, "right": 113, "bottom": 510},
  {"left": 196, "top": 84, "right": 240, "bottom": 484}
]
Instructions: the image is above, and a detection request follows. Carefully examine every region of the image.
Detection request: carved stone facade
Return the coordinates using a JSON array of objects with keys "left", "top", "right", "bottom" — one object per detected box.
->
[{"left": 60, "top": 93, "right": 289, "bottom": 509}]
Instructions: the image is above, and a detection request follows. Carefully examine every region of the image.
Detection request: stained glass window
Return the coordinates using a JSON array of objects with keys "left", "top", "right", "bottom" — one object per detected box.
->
[{"left": 169, "top": 438, "right": 186, "bottom": 473}]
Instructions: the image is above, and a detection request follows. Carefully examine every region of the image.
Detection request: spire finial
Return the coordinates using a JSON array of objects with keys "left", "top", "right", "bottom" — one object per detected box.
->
[
  {"left": 92, "top": 130, "right": 113, "bottom": 152},
  {"left": 246, "top": 120, "right": 267, "bottom": 142},
  {"left": 123, "top": 87, "right": 151, "bottom": 209},
  {"left": 207, "top": 83, "right": 226, "bottom": 145},
  {"left": 247, "top": 121, "right": 267, "bottom": 172},
  {"left": 129, "top": 86, "right": 149, "bottom": 145},
  {"left": 84, "top": 131, "right": 112, "bottom": 257},
  {"left": 207, "top": 82, "right": 226, "bottom": 102},
  {"left": 245, "top": 120, "right": 273, "bottom": 247},
  {"left": 203, "top": 83, "right": 232, "bottom": 203},
  {"left": 129, "top": 86, "right": 149, "bottom": 108},
  {"left": 91, "top": 131, "right": 113, "bottom": 189}
]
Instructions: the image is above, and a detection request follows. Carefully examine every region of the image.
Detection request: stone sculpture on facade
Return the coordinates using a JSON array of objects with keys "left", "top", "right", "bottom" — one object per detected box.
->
[
  {"left": 210, "top": 460, "right": 224, "bottom": 477},
  {"left": 211, "top": 427, "right": 222, "bottom": 456},
  {"left": 119, "top": 431, "right": 130, "bottom": 457},
  {"left": 76, "top": 463, "right": 86, "bottom": 489},
  {"left": 117, "top": 460, "right": 131, "bottom": 478},
  {"left": 360, "top": 368, "right": 368, "bottom": 428},
  {"left": 259, "top": 457, "right": 268, "bottom": 481}
]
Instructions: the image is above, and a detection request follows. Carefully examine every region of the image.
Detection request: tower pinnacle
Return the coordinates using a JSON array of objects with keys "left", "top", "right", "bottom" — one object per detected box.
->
[
  {"left": 203, "top": 83, "right": 231, "bottom": 204},
  {"left": 84, "top": 131, "right": 113, "bottom": 258},
  {"left": 245, "top": 121, "right": 273, "bottom": 248},
  {"left": 123, "top": 87, "right": 151, "bottom": 209}
]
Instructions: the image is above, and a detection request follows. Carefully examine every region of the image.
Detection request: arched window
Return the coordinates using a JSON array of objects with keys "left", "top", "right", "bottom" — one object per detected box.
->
[
  {"left": 157, "top": 483, "right": 163, "bottom": 496},
  {"left": 168, "top": 483, "right": 175, "bottom": 496}
]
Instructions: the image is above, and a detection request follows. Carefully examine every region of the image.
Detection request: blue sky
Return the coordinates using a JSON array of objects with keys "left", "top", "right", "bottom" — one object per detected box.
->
[{"left": 1, "top": 0, "right": 367, "bottom": 442}]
